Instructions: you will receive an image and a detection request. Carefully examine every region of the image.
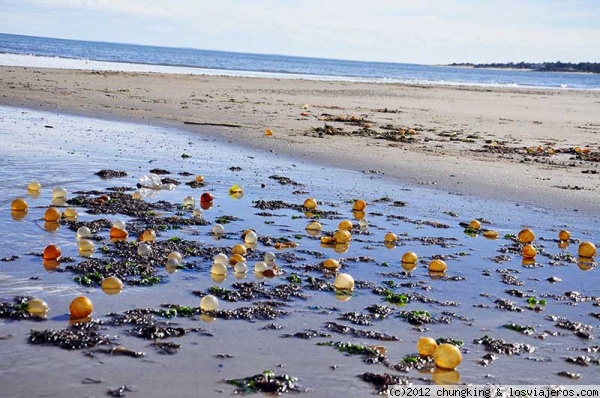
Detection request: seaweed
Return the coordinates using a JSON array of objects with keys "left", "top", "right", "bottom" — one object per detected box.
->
[
  {"left": 359, "top": 372, "right": 411, "bottom": 394},
  {"left": 474, "top": 335, "right": 535, "bottom": 355},
  {"left": 324, "top": 322, "right": 399, "bottom": 341},
  {"left": 225, "top": 370, "right": 303, "bottom": 395},
  {"left": 29, "top": 320, "right": 113, "bottom": 350}
]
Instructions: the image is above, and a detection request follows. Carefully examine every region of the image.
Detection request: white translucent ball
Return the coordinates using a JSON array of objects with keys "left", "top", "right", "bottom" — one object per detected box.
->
[
  {"left": 264, "top": 252, "right": 276, "bottom": 264},
  {"left": 254, "top": 261, "right": 268, "bottom": 273},
  {"left": 200, "top": 295, "right": 219, "bottom": 311},
  {"left": 138, "top": 243, "right": 152, "bottom": 257},
  {"left": 78, "top": 239, "right": 95, "bottom": 252},
  {"left": 210, "top": 262, "right": 228, "bottom": 275},
  {"left": 76, "top": 226, "right": 91, "bottom": 239},
  {"left": 183, "top": 196, "right": 195, "bottom": 207},
  {"left": 212, "top": 224, "right": 225, "bottom": 235},
  {"left": 112, "top": 220, "right": 126, "bottom": 230},
  {"left": 192, "top": 208, "right": 203, "bottom": 219},
  {"left": 166, "top": 257, "right": 180, "bottom": 268},
  {"left": 244, "top": 231, "right": 258, "bottom": 244},
  {"left": 359, "top": 219, "right": 368, "bottom": 228},
  {"left": 234, "top": 262, "right": 248, "bottom": 274},
  {"left": 167, "top": 251, "right": 183, "bottom": 262},
  {"left": 52, "top": 187, "right": 67, "bottom": 199},
  {"left": 213, "top": 253, "right": 228, "bottom": 265},
  {"left": 334, "top": 273, "right": 355, "bottom": 290}
]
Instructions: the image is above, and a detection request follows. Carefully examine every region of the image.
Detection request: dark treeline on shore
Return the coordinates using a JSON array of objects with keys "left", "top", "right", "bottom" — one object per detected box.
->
[{"left": 447, "top": 61, "right": 600, "bottom": 74}]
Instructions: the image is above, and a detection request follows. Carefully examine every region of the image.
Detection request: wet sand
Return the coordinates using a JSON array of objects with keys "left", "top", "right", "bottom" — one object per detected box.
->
[{"left": 0, "top": 66, "right": 599, "bottom": 213}]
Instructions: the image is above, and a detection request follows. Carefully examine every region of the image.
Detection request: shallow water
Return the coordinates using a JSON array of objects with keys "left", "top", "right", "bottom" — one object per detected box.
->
[{"left": 0, "top": 106, "right": 598, "bottom": 397}]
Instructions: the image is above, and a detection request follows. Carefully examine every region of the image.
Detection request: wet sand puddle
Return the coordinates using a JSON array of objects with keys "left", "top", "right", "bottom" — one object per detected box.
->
[{"left": 0, "top": 106, "right": 598, "bottom": 397}]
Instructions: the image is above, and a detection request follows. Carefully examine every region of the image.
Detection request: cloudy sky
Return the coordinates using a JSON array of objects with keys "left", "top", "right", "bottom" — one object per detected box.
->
[{"left": 1, "top": 0, "right": 598, "bottom": 64}]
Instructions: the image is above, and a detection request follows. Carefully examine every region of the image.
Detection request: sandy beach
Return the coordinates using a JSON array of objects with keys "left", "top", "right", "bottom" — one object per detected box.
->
[{"left": 1, "top": 66, "right": 599, "bottom": 213}]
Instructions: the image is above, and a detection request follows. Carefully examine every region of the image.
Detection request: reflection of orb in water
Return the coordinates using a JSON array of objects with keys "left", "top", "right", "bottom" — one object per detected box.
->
[
  {"left": 522, "top": 244, "right": 537, "bottom": 258},
  {"left": 432, "top": 368, "right": 461, "bottom": 385}
]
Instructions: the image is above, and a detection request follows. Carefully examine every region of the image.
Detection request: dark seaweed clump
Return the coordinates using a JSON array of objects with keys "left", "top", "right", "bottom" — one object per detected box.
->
[
  {"left": 225, "top": 370, "right": 304, "bottom": 395},
  {"left": 95, "top": 169, "right": 128, "bottom": 179},
  {"left": 359, "top": 372, "right": 411, "bottom": 394},
  {"left": 324, "top": 322, "right": 399, "bottom": 341},
  {"left": 474, "top": 335, "right": 535, "bottom": 355},
  {"left": 29, "top": 320, "right": 113, "bottom": 350}
]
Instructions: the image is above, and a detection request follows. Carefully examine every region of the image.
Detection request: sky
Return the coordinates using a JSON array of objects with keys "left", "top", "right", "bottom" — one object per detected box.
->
[{"left": 0, "top": 0, "right": 599, "bottom": 64}]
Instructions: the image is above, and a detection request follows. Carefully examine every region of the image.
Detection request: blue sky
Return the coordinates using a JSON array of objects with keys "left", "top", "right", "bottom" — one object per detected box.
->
[{"left": 1, "top": 0, "right": 598, "bottom": 64}]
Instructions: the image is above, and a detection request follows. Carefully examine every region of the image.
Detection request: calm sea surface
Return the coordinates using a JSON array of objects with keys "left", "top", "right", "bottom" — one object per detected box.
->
[{"left": 1, "top": 33, "right": 599, "bottom": 89}]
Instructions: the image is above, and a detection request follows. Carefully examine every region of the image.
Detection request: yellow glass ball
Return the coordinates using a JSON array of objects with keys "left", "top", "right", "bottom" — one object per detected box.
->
[
  {"left": 52, "top": 187, "right": 67, "bottom": 199},
  {"left": 26, "top": 298, "right": 49, "bottom": 317},
  {"left": 338, "top": 220, "right": 353, "bottom": 231},
  {"left": 200, "top": 295, "right": 219, "bottom": 311},
  {"left": 333, "top": 273, "right": 354, "bottom": 290},
  {"left": 28, "top": 181, "right": 41, "bottom": 192},
  {"left": 69, "top": 296, "right": 93, "bottom": 319},
  {"left": 11, "top": 198, "right": 28, "bottom": 211},
  {"left": 101, "top": 276, "right": 123, "bottom": 295},
  {"left": 352, "top": 199, "right": 367, "bottom": 211},
  {"left": 195, "top": 175, "right": 205, "bottom": 183},
  {"left": 140, "top": 229, "right": 156, "bottom": 242},
  {"left": 384, "top": 241, "right": 396, "bottom": 250},
  {"left": 433, "top": 343, "right": 462, "bottom": 370},
  {"left": 44, "top": 207, "right": 61, "bottom": 222},
  {"left": 402, "top": 252, "right": 418, "bottom": 264},
  {"left": 469, "top": 220, "right": 481, "bottom": 230},
  {"left": 78, "top": 239, "right": 95, "bottom": 252},
  {"left": 265, "top": 129, "right": 273, "bottom": 136},
  {"left": 334, "top": 229, "right": 351, "bottom": 244},
  {"left": 483, "top": 230, "right": 499, "bottom": 239},
  {"left": 518, "top": 228, "right": 535, "bottom": 244},
  {"left": 230, "top": 253, "right": 245, "bottom": 265},
  {"left": 320, "top": 236, "right": 335, "bottom": 245},
  {"left": 522, "top": 244, "right": 537, "bottom": 258},
  {"left": 429, "top": 259, "right": 447, "bottom": 272},
  {"left": 578, "top": 242, "right": 596, "bottom": 258},
  {"left": 229, "top": 184, "right": 243, "bottom": 194},
  {"left": 417, "top": 337, "right": 438, "bottom": 356},
  {"left": 244, "top": 230, "right": 258, "bottom": 244},
  {"left": 211, "top": 273, "right": 226, "bottom": 283},
  {"left": 43, "top": 244, "right": 61, "bottom": 260},
  {"left": 231, "top": 244, "right": 247, "bottom": 256},
  {"left": 211, "top": 262, "right": 228, "bottom": 276},
  {"left": 303, "top": 198, "right": 317, "bottom": 210},
  {"left": 384, "top": 232, "right": 398, "bottom": 243},
  {"left": 323, "top": 258, "right": 340, "bottom": 270},
  {"left": 558, "top": 230, "right": 571, "bottom": 241},
  {"left": 63, "top": 207, "right": 78, "bottom": 219}
]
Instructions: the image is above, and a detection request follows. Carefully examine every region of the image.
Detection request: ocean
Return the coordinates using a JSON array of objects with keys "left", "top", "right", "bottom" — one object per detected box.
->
[{"left": 1, "top": 33, "right": 599, "bottom": 89}]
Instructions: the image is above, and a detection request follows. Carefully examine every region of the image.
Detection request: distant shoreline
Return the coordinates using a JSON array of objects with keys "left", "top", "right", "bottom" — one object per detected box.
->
[{"left": 442, "top": 62, "right": 600, "bottom": 74}]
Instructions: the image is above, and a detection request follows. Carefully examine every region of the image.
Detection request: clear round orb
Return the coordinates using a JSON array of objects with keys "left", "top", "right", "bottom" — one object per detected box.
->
[
  {"left": 137, "top": 243, "right": 152, "bottom": 257},
  {"left": 26, "top": 298, "right": 49, "bottom": 317},
  {"left": 165, "top": 257, "right": 180, "bottom": 270},
  {"left": 264, "top": 252, "right": 276, "bottom": 263},
  {"left": 244, "top": 230, "right": 258, "bottom": 244},
  {"left": 167, "top": 251, "right": 183, "bottom": 262},
  {"left": 200, "top": 295, "right": 219, "bottom": 311},
  {"left": 254, "top": 261, "right": 268, "bottom": 273},
  {"left": 333, "top": 273, "right": 355, "bottom": 290},
  {"left": 214, "top": 253, "right": 228, "bottom": 265},
  {"left": 28, "top": 181, "right": 41, "bottom": 192},
  {"left": 210, "top": 262, "right": 228, "bottom": 276},
  {"left": 358, "top": 219, "right": 368, "bottom": 229},
  {"left": 76, "top": 226, "right": 91, "bottom": 239},
  {"left": 52, "top": 187, "right": 67, "bottom": 199},
  {"left": 112, "top": 220, "right": 126, "bottom": 230},
  {"left": 192, "top": 208, "right": 203, "bottom": 219},
  {"left": 234, "top": 262, "right": 248, "bottom": 274},
  {"left": 78, "top": 239, "right": 95, "bottom": 252},
  {"left": 212, "top": 224, "right": 226, "bottom": 235}
]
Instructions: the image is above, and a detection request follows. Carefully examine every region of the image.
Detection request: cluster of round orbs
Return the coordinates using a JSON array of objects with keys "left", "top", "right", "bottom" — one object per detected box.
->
[{"left": 417, "top": 337, "right": 462, "bottom": 371}]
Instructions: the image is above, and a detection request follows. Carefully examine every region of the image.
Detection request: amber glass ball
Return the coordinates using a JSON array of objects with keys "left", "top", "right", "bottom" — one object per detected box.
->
[{"left": 69, "top": 296, "right": 93, "bottom": 319}]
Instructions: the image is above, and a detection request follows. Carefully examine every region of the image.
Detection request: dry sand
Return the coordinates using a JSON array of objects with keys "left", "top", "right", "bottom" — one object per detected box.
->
[{"left": 1, "top": 66, "right": 599, "bottom": 212}]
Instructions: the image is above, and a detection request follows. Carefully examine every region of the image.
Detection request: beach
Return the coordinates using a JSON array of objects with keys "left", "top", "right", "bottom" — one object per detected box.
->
[
  {"left": 1, "top": 67, "right": 599, "bottom": 397},
  {"left": 1, "top": 66, "right": 599, "bottom": 212}
]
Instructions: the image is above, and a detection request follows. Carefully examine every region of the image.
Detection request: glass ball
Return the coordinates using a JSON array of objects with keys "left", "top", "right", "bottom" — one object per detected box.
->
[
  {"left": 558, "top": 230, "right": 571, "bottom": 241},
  {"left": 469, "top": 220, "right": 481, "bottom": 229},
  {"left": 254, "top": 261, "right": 268, "bottom": 273},
  {"left": 303, "top": 198, "right": 317, "bottom": 210},
  {"left": 112, "top": 220, "right": 126, "bottom": 230},
  {"left": 131, "top": 191, "right": 144, "bottom": 200},
  {"left": 200, "top": 294, "right": 219, "bottom": 311},
  {"left": 522, "top": 244, "right": 537, "bottom": 258},
  {"left": 353, "top": 210, "right": 366, "bottom": 221},
  {"left": 333, "top": 273, "right": 354, "bottom": 290},
  {"left": 402, "top": 252, "right": 418, "bottom": 263},
  {"left": 433, "top": 344, "right": 462, "bottom": 370},
  {"left": 27, "top": 298, "right": 49, "bottom": 317},
  {"left": 69, "top": 296, "right": 93, "bottom": 319},
  {"left": 429, "top": 259, "right": 447, "bottom": 272},
  {"left": 417, "top": 337, "right": 438, "bottom": 356},
  {"left": 195, "top": 175, "right": 205, "bottom": 183},
  {"left": 101, "top": 276, "right": 123, "bottom": 291},
  {"left": 518, "top": 228, "right": 535, "bottom": 244},
  {"left": 110, "top": 227, "right": 128, "bottom": 240},
  {"left": 11, "top": 198, "right": 28, "bottom": 211},
  {"left": 140, "top": 229, "right": 157, "bottom": 242},
  {"left": 192, "top": 208, "right": 203, "bottom": 219},
  {"left": 244, "top": 230, "right": 258, "bottom": 244},
  {"left": 232, "top": 244, "right": 247, "bottom": 256},
  {"left": 52, "top": 187, "right": 67, "bottom": 199},
  {"left": 265, "top": 129, "right": 273, "bottom": 136},
  {"left": 334, "top": 243, "right": 350, "bottom": 254},
  {"left": 229, "top": 184, "right": 243, "bottom": 194},
  {"left": 358, "top": 219, "right": 368, "bottom": 229},
  {"left": 44, "top": 207, "right": 61, "bottom": 222},
  {"left": 211, "top": 262, "right": 228, "bottom": 275},
  {"left": 338, "top": 220, "right": 353, "bottom": 231},
  {"left": 44, "top": 221, "right": 60, "bottom": 232},
  {"left": 230, "top": 253, "right": 245, "bottom": 265},
  {"left": 483, "top": 230, "right": 499, "bottom": 239},
  {"left": 43, "top": 244, "right": 61, "bottom": 260},
  {"left": 321, "top": 236, "right": 335, "bottom": 245},
  {"left": 212, "top": 224, "right": 225, "bottom": 235},
  {"left": 165, "top": 258, "right": 179, "bottom": 274},
  {"left": 183, "top": 196, "right": 195, "bottom": 207},
  {"left": 76, "top": 226, "right": 91, "bottom": 239},
  {"left": 323, "top": 258, "right": 340, "bottom": 270},
  {"left": 384, "top": 232, "right": 398, "bottom": 243},
  {"left": 137, "top": 243, "right": 152, "bottom": 257},
  {"left": 78, "top": 239, "right": 95, "bottom": 252},
  {"left": 578, "top": 241, "right": 596, "bottom": 258},
  {"left": 167, "top": 251, "right": 183, "bottom": 262},
  {"left": 214, "top": 253, "right": 228, "bottom": 265},
  {"left": 200, "top": 192, "right": 214, "bottom": 203},
  {"left": 306, "top": 221, "right": 322, "bottom": 231},
  {"left": 234, "top": 262, "right": 248, "bottom": 274},
  {"left": 264, "top": 252, "right": 276, "bottom": 263},
  {"left": 334, "top": 230, "right": 351, "bottom": 244},
  {"left": 352, "top": 199, "right": 367, "bottom": 211},
  {"left": 28, "top": 181, "right": 41, "bottom": 192},
  {"left": 63, "top": 207, "right": 78, "bottom": 220}
]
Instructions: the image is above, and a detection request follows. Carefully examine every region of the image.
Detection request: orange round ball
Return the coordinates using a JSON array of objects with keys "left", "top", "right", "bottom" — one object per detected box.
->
[
  {"left": 578, "top": 241, "right": 596, "bottom": 258},
  {"left": 43, "top": 244, "right": 61, "bottom": 260},
  {"left": 429, "top": 259, "right": 447, "bottom": 272},
  {"left": 44, "top": 207, "right": 61, "bottom": 222},
  {"left": 303, "top": 198, "right": 317, "bottom": 210},
  {"left": 69, "top": 296, "right": 93, "bottom": 319},
  {"left": 352, "top": 199, "right": 367, "bottom": 211},
  {"left": 518, "top": 228, "right": 535, "bottom": 244},
  {"left": 402, "top": 252, "right": 418, "bottom": 264},
  {"left": 11, "top": 198, "right": 28, "bottom": 211},
  {"left": 558, "top": 230, "right": 571, "bottom": 241},
  {"left": 433, "top": 343, "right": 462, "bottom": 370},
  {"left": 338, "top": 220, "right": 353, "bottom": 231},
  {"left": 469, "top": 220, "right": 481, "bottom": 230}
]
